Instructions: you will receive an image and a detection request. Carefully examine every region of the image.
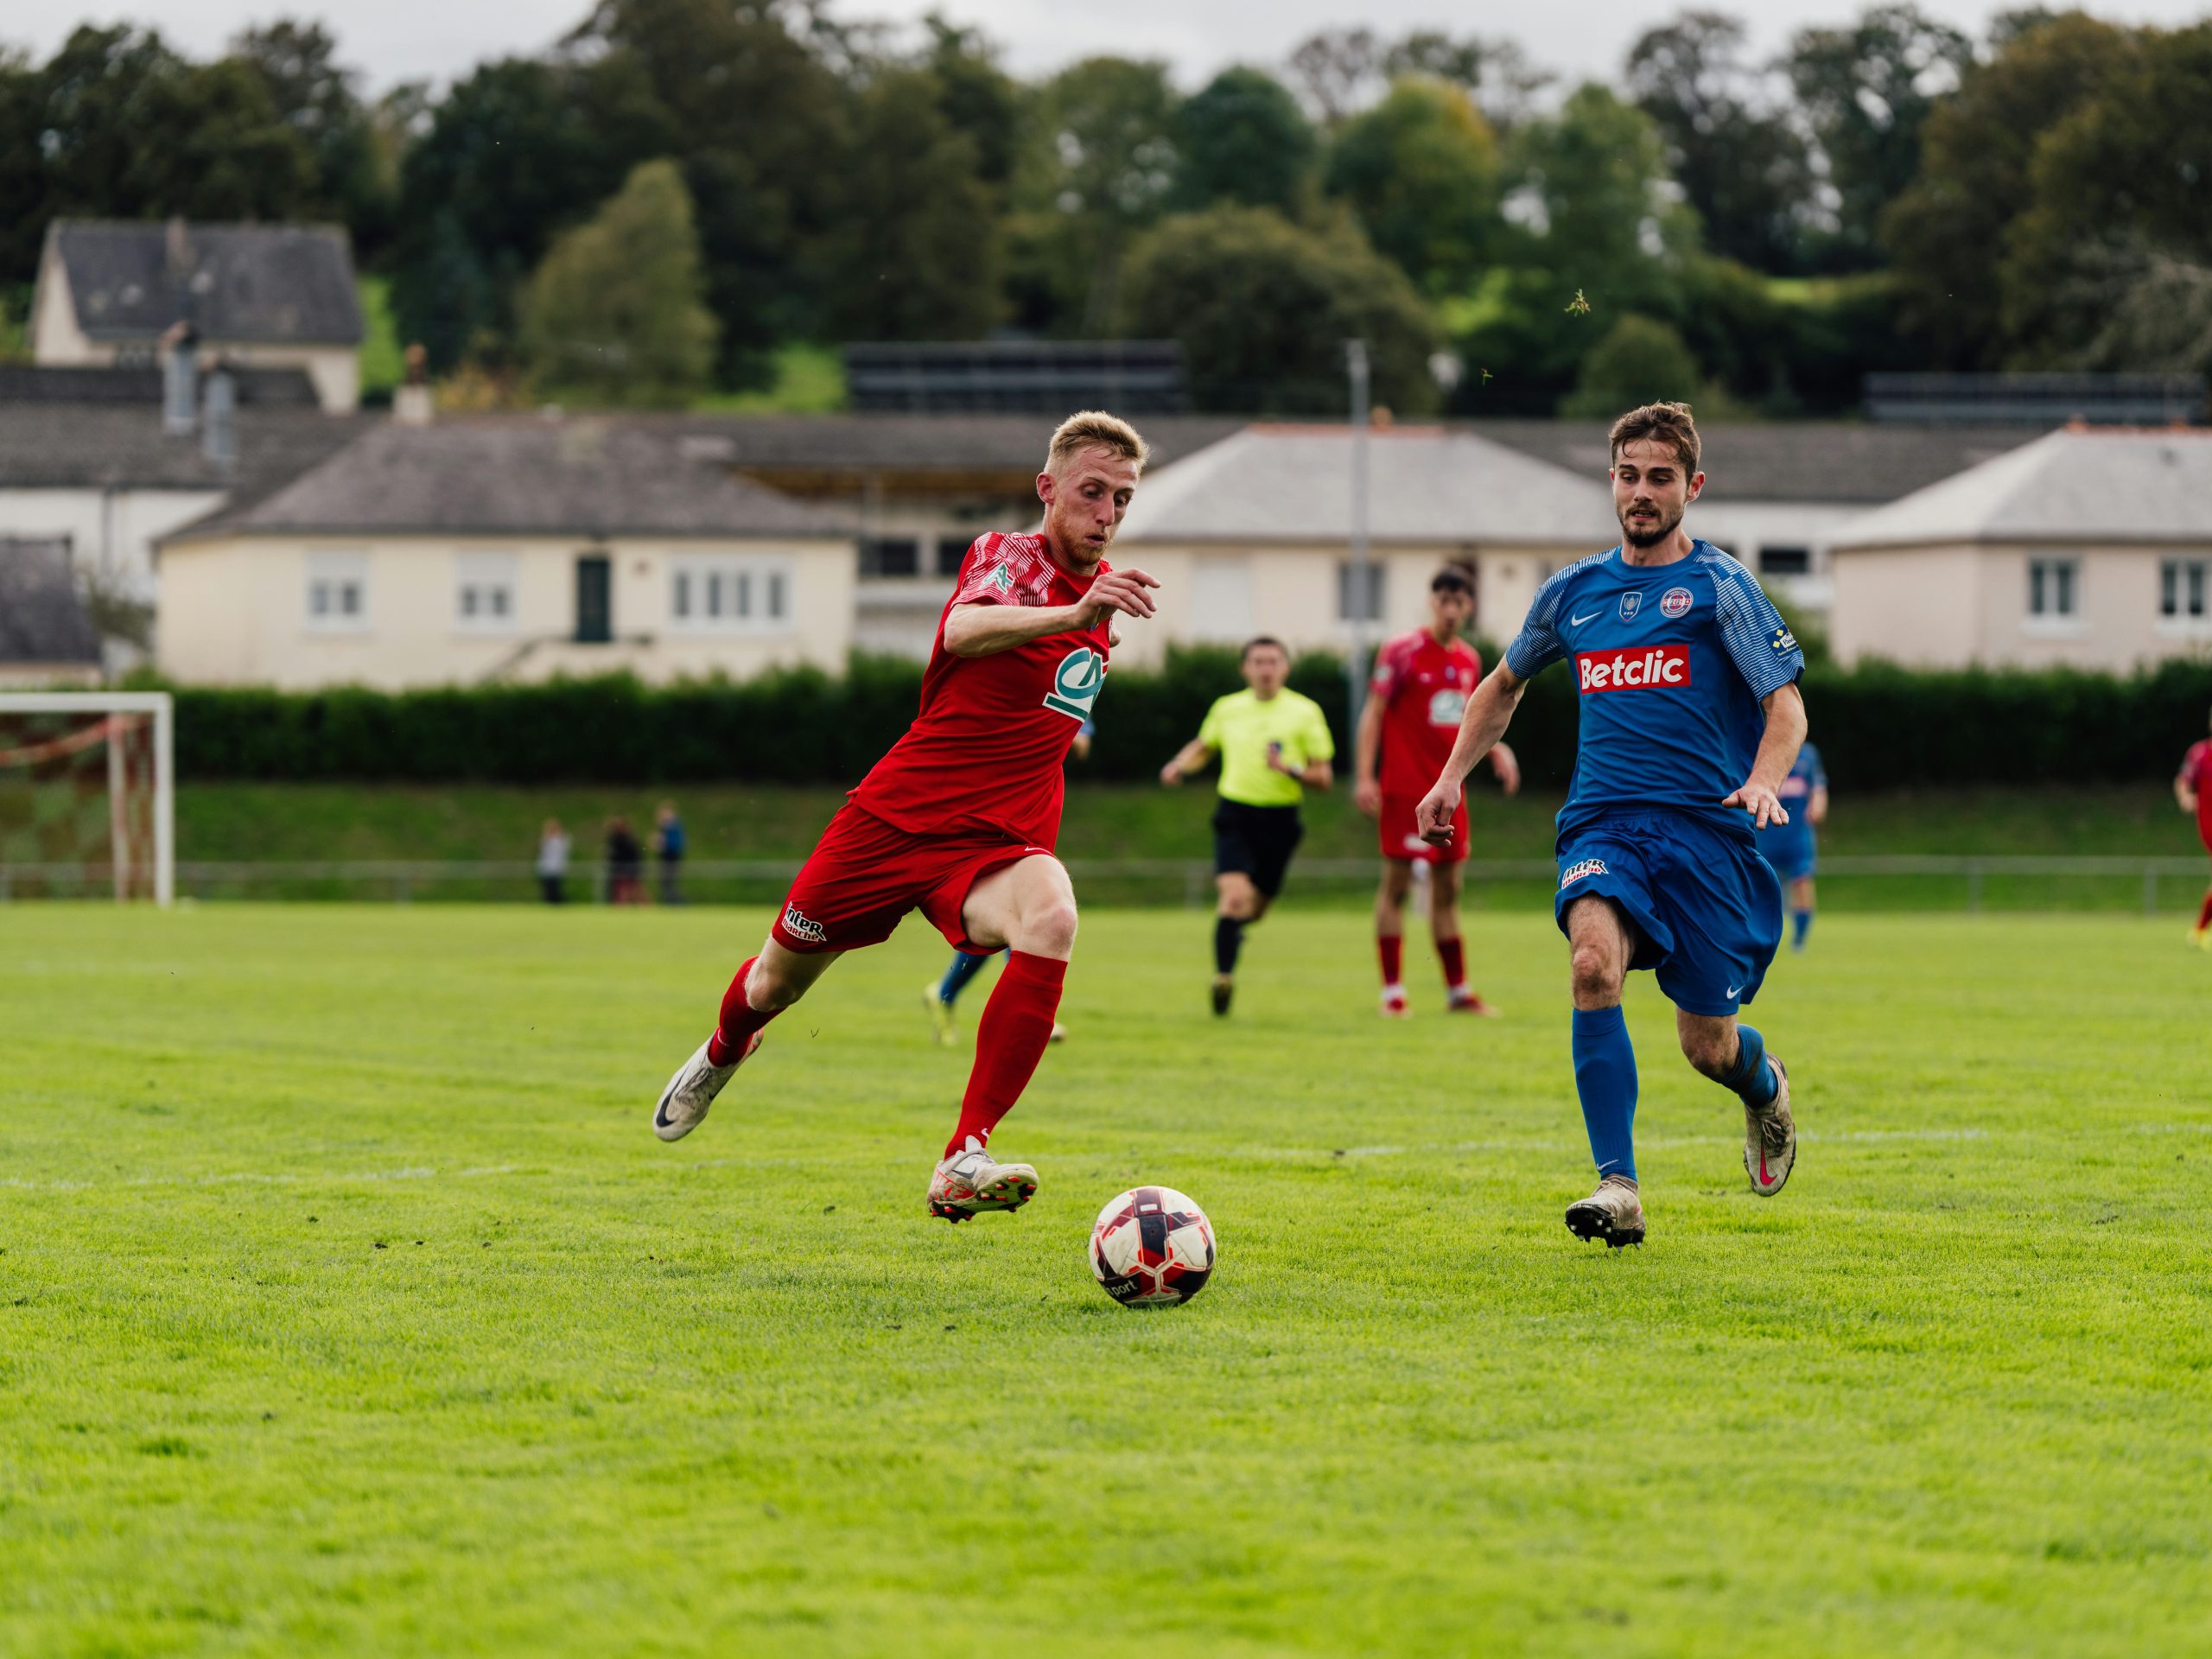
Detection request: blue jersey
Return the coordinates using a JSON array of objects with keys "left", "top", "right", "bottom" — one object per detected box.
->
[
  {"left": 1758, "top": 742, "right": 1826, "bottom": 860},
  {"left": 1506, "top": 541, "right": 1803, "bottom": 843}
]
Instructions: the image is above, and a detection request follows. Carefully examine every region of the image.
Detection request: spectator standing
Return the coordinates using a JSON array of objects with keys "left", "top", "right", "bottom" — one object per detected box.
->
[
  {"left": 606, "top": 816, "right": 645, "bottom": 906},
  {"left": 536, "top": 818, "right": 570, "bottom": 905},
  {"left": 655, "top": 800, "right": 688, "bottom": 906}
]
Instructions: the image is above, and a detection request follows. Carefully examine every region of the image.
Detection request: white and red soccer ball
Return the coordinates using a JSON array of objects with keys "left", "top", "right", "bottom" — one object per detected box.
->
[{"left": 1089, "top": 1186, "right": 1216, "bottom": 1307}]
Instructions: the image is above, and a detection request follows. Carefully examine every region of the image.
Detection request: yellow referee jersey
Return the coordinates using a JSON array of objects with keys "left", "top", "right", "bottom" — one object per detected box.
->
[{"left": 1198, "top": 688, "right": 1336, "bottom": 808}]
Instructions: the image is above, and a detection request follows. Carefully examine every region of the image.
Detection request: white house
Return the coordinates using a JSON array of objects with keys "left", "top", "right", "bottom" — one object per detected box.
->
[
  {"left": 1828, "top": 426, "right": 2212, "bottom": 671},
  {"left": 31, "top": 219, "right": 365, "bottom": 412},
  {"left": 1111, "top": 423, "right": 1619, "bottom": 664},
  {"left": 156, "top": 416, "right": 861, "bottom": 689}
]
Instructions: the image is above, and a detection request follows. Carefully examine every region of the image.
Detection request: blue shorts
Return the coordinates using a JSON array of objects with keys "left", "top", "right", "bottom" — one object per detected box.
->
[
  {"left": 1760, "top": 834, "right": 1817, "bottom": 883},
  {"left": 1554, "top": 810, "right": 1783, "bottom": 1017}
]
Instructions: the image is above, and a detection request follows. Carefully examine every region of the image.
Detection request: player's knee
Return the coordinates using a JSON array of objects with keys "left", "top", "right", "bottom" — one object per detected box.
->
[
  {"left": 747, "top": 961, "right": 810, "bottom": 1011},
  {"left": 1019, "top": 895, "right": 1079, "bottom": 955},
  {"left": 1568, "top": 944, "right": 1621, "bottom": 1001}
]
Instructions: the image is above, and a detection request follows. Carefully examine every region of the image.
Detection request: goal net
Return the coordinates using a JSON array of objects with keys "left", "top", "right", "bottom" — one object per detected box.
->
[{"left": 0, "top": 693, "right": 174, "bottom": 905}]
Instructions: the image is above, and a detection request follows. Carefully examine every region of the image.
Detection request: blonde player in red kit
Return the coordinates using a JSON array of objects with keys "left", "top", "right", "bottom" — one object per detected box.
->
[
  {"left": 1353, "top": 566, "right": 1521, "bottom": 1015},
  {"left": 651, "top": 413, "right": 1160, "bottom": 1220}
]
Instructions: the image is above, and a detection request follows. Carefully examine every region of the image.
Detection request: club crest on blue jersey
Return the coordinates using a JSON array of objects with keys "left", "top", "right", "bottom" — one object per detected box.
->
[
  {"left": 1618, "top": 591, "right": 1642, "bottom": 621},
  {"left": 1660, "top": 587, "right": 1694, "bottom": 618},
  {"left": 1771, "top": 626, "right": 1797, "bottom": 653}
]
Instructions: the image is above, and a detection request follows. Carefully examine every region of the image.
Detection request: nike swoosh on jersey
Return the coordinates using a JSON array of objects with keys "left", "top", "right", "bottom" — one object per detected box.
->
[{"left": 1570, "top": 609, "right": 1602, "bottom": 626}]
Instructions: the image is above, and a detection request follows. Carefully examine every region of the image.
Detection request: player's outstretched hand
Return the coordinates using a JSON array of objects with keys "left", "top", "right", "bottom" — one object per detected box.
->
[
  {"left": 1353, "top": 779, "right": 1382, "bottom": 817},
  {"left": 1723, "top": 781, "right": 1789, "bottom": 830},
  {"left": 1081, "top": 567, "right": 1160, "bottom": 626},
  {"left": 1415, "top": 781, "right": 1461, "bottom": 845}
]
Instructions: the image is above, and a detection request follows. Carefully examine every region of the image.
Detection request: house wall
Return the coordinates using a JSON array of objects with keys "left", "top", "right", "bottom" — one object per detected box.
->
[
  {"left": 28, "top": 242, "right": 94, "bottom": 363},
  {"left": 158, "top": 533, "right": 859, "bottom": 689},
  {"left": 0, "top": 486, "right": 227, "bottom": 606},
  {"left": 206, "top": 341, "right": 359, "bottom": 412},
  {"left": 1832, "top": 541, "right": 2212, "bottom": 669}
]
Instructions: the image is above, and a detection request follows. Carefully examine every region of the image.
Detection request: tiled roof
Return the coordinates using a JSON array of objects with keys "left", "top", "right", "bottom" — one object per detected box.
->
[{"left": 48, "top": 219, "right": 362, "bottom": 346}]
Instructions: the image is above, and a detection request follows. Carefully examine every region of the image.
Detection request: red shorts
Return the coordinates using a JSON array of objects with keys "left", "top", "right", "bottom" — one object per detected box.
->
[
  {"left": 1379, "top": 791, "right": 1468, "bottom": 865},
  {"left": 772, "top": 804, "right": 1049, "bottom": 955}
]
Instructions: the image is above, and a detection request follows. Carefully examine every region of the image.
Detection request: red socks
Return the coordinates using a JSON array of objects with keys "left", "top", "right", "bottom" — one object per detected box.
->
[
  {"left": 2198, "top": 889, "right": 2212, "bottom": 931},
  {"left": 1376, "top": 934, "right": 1404, "bottom": 988},
  {"left": 948, "top": 951, "right": 1066, "bottom": 1156},
  {"left": 706, "top": 956, "right": 779, "bottom": 1065},
  {"left": 1438, "top": 935, "right": 1466, "bottom": 993}
]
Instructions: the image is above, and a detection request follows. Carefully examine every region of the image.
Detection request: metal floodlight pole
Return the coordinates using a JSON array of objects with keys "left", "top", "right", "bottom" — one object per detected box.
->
[{"left": 1345, "top": 339, "right": 1372, "bottom": 740}]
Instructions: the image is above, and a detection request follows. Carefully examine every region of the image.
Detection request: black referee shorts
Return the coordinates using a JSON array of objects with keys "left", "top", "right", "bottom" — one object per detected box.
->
[{"left": 1212, "top": 800, "right": 1305, "bottom": 899}]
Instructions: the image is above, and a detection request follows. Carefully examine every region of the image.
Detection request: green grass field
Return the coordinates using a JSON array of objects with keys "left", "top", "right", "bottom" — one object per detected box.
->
[{"left": 4, "top": 906, "right": 2210, "bottom": 1656}]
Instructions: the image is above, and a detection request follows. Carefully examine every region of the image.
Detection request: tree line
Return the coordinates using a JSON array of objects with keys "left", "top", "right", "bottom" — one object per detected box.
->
[{"left": 3, "top": 4, "right": 2209, "bottom": 416}]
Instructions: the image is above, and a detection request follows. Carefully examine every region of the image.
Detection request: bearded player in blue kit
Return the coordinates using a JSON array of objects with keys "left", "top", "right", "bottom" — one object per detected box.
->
[{"left": 1416, "top": 402, "right": 1808, "bottom": 1248}]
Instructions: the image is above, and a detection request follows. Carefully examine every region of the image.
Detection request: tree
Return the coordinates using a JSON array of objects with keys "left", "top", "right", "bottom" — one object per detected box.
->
[
  {"left": 1627, "top": 11, "right": 1813, "bottom": 273},
  {"left": 811, "top": 67, "right": 1000, "bottom": 340},
  {"left": 229, "top": 20, "right": 391, "bottom": 252},
  {"left": 1116, "top": 205, "right": 1440, "bottom": 414},
  {"left": 1999, "top": 22, "right": 2212, "bottom": 372},
  {"left": 918, "top": 15, "right": 1021, "bottom": 189},
  {"left": 1881, "top": 12, "right": 2133, "bottom": 366},
  {"left": 1325, "top": 77, "right": 1502, "bottom": 294},
  {"left": 1559, "top": 315, "right": 1704, "bottom": 416},
  {"left": 1172, "top": 67, "right": 1316, "bottom": 215},
  {"left": 1006, "top": 56, "right": 1179, "bottom": 333},
  {"left": 518, "top": 158, "right": 718, "bottom": 406},
  {"left": 1784, "top": 5, "right": 1974, "bottom": 269},
  {"left": 1288, "top": 27, "right": 1547, "bottom": 130},
  {"left": 388, "top": 54, "right": 670, "bottom": 369}
]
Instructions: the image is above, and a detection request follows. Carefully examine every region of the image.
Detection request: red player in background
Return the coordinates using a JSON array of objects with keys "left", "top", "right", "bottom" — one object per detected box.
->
[
  {"left": 1353, "top": 565, "right": 1521, "bottom": 1015},
  {"left": 2176, "top": 706, "right": 2212, "bottom": 948},
  {"left": 651, "top": 412, "right": 1160, "bottom": 1221}
]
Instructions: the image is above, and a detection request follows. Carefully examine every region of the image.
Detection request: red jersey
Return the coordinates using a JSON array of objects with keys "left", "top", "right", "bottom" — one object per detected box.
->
[
  {"left": 2181, "top": 740, "right": 2212, "bottom": 847},
  {"left": 849, "top": 531, "right": 1109, "bottom": 848},
  {"left": 1370, "top": 629, "right": 1483, "bottom": 796}
]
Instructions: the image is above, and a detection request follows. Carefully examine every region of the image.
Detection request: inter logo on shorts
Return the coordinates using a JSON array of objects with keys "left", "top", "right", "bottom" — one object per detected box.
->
[
  {"left": 1045, "top": 645, "right": 1106, "bottom": 719},
  {"left": 782, "top": 904, "right": 829, "bottom": 944},
  {"left": 1660, "top": 586, "right": 1694, "bottom": 618},
  {"left": 1618, "top": 592, "right": 1642, "bottom": 621},
  {"left": 1560, "top": 858, "right": 1608, "bottom": 887}
]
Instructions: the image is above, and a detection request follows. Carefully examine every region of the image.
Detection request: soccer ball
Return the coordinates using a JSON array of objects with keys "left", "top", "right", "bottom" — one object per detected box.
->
[{"left": 1089, "top": 1186, "right": 1216, "bottom": 1307}]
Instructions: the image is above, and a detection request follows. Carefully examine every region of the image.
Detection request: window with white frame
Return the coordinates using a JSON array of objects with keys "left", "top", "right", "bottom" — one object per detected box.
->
[
  {"left": 305, "top": 550, "right": 369, "bottom": 631},
  {"left": 1337, "top": 561, "right": 1385, "bottom": 624},
  {"left": 2159, "top": 557, "right": 2209, "bottom": 623},
  {"left": 669, "top": 555, "right": 794, "bottom": 632},
  {"left": 2026, "top": 556, "right": 2079, "bottom": 621},
  {"left": 454, "top": 551, "right": 519, "bottom": 632}
]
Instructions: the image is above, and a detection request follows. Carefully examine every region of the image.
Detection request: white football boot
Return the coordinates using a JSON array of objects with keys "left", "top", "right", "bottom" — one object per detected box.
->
[
  {"left": 927, "top": 1136, "right": 1039, "bottom": 1223},
  {"left": 1743, "top": 1054, "right": 1796, "bottom": 1196},
  {"left": 651, "top": 1032, "right": 760, "bottom": 1143},
  {"left": 1564, "top": 1174, "right": 1647, "bottom": 1249}
]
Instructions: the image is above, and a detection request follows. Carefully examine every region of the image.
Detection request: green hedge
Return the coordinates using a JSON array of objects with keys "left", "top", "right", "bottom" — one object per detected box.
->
[{"left": 167, "top": 652, "right": 2212, "bottom": 789}]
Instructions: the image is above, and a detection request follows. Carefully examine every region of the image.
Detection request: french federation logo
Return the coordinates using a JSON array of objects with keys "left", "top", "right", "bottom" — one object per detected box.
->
[
  {"left": 1560, "top": 858, "right": 1608, "bottom": 888},
  {"left": 1618, "top": 592, "right": 1642, "bottom": 621},
  {"left": 1044, "top": 645, "right": 1106, "bottom": 719},
  {"left": 1660, "top": 587, "right": 1693, "bottom": 618}
]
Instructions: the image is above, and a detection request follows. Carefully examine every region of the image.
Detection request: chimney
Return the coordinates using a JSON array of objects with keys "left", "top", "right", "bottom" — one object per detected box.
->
[
  {"left": 392, "top": 340, "right": 434, "bottom": 425},
  {"left": 201, "top": 369, "right": 236, "bottom": 474},
  {"left": 161, "top": 321, "right": 199, "bottom": 435}
]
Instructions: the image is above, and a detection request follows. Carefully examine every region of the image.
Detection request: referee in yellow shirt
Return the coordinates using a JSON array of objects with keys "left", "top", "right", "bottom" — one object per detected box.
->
[{"left": 1160, "top": 636, "right": 1336, "bottom": 1015}]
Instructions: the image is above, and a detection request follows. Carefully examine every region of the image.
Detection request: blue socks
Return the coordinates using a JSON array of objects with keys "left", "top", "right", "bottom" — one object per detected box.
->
[
  {"left": 1791, "top": 907, "right": 1813, "bottom": 949},
  {"left": 1571, "top": 1006, "right": 1639, "bottom": 1181},
  {"left": 936, "top": 948, "right": 997, "bottom": 1007},
  {"left": 1720, "top": 1023, "right": 1779, "bottom": 1108}
]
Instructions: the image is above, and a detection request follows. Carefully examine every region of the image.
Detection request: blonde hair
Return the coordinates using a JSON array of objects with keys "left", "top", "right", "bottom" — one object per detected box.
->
[
  {"left": 1047, "top": 410, "right": 1150, "bottom": 474},
  {"left": 1609, "top": 401, "right": 1701, "bottom": 474}
]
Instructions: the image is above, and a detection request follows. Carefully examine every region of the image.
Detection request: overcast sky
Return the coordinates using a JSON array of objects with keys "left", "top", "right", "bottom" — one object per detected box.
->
[{"left": 9, "top": 1, "right": 2211, "bottom": 93}]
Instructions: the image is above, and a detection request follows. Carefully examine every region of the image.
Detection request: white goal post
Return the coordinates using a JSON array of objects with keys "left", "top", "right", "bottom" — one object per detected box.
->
[{"left": 0, "top": 692, "right": 175, "bottom": 906}]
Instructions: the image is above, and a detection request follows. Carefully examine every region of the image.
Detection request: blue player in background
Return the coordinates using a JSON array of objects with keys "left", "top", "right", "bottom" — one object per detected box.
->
[
  {"left": 1760, "top": 744, "right": 1828, "bottom": 952},
  {"left": 1417, "top": 401, "right": 1808, "bottom": 1249},
  {"left": 924, "top": 717, "right": 1091, "bottom": 1046}
]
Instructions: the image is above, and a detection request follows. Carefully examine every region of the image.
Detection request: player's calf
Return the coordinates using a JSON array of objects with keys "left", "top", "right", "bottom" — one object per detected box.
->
[{"left": 1681, "top": 1015, "right": 1795, "bottom": 1195}]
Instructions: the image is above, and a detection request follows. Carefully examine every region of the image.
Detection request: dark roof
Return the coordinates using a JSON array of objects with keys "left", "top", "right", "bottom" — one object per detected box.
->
[
  {"left": 0, "top": 362, "right": 320, "bottom": 407},
  {"left": 163, "top": 417, "right": 855, "bottom": 544},
  {"left": 0, "top": 404, "right": 372, "bottom": 496},
  {"left": 1459, "top": 420, "right": 2043, "bottom": 505},
  {"left": 0, "top": 539, "right": 102, "bottom": 664},
  {"left": 48, "top": 219, "right": 363, "bottom": 346},
  {"left": 683, "top": 412, "right": 1245, "bottom": 478}
]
